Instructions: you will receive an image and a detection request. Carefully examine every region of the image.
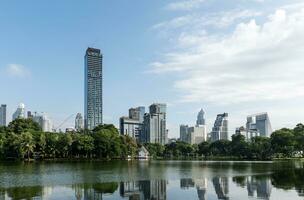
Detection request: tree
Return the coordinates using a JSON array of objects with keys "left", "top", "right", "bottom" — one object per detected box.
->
[
  {"left": 57, "top": 133, "right": 73, "bottom": 158},
  {"left": 20, "top": 132, "right": 35, "bottom": 161},
  {"left": 293, "top": 123, "right": 304, "bottom": 156},
  {"left": 209, "top": 140, "right": 231, "bottom": 156},
  {"left": 145, "top": 143, "right": 165, "bottom": 158},
  {"left": 45, "top": 132, "right": 59, "bottom": 158},
  {"left": 250, "top": 136, "right": 272, "bottom": 160},
  {"left": 231, "top": 134, "right": 250, "bottom": 158},
  {"left": 271, "top": 128, "right": 295, "bottom": 157},
  {"left": 198, "top": 141, "right": 210, "bottom": 157},
  {"left": 8, "top": 118, "right": 41, "bottom": 134}
]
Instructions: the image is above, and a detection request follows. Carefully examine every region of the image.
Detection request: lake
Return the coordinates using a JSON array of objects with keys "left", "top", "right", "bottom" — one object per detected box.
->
[{"left": 0, "top": 160, "right": 303, "bottom": 199}]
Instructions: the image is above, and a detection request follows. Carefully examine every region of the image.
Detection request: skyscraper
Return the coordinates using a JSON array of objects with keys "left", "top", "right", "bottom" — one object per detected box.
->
[
  {"left": 84, "top": 47, "right": 103, "bottom": 130},
  {"left": 211, "top": 113, "right": 228, "bottom": 142},
  {"left": 246, "top": 113, "right": 272, "bottom": 138},
  {"left": 12, "top": 103, "right": 26, "bottom": 120},
  {"left": 196, "top": 109, "right": 206, "bottom": 126},
  {"left": 142, "top": 103, "right": 167, "bottom": 145},
  {"left": 0, "top": 104, "right": 7, "bottom": 126},
  {"left": 75, "top": 113, "right": 84, "bottom": 131},
  {"left": 180, "top": 124, "right": 190, "bottom": 143}
]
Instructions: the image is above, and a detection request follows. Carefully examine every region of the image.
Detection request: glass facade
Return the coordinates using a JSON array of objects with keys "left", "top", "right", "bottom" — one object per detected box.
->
[
  {"left": 84, "top": 47, "right": 103, "bottom": 130},
  {"left": 0, "top": 104, "right": 6, "bottom": 126}
]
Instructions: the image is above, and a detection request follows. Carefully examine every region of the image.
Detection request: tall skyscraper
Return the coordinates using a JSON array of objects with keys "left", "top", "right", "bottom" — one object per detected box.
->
[
  {"left": 0, "top": 104, "right": 7, "bottom": 126},
  {"left": 142, "top": 103, "right": 167, "bottom": 145},
  {"left": 12, "top": 103, "right": 26, "bottom": 120},
  {"left": 75, "top": 113, "right": 84, "bottom": 131},
  {"left": 84, "top": 47, "right": 103, "bottom": 130},
  {"left": 196, "top": 109, "right": 206, "bottom": 126},
  {"left": 211, "top": 113, "right": 228, "bottom": 142},
  {"left": 246, "top": 113, "right": 272, "bottom": 138},
  {"left": 180, "top": 124, "right": 190, "bottom": 143}
]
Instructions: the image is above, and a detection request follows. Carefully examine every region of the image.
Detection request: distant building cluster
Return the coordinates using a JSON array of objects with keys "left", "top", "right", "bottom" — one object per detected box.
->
[
  {"left": 0, "top": 103, "right": 53, "bottom": 132},
  {"left": 236, "top": 113, "right": 272, "bottom": 141},
  {"left": 180, "top": 109, "right": 207, "bottom": 144},
  {"left": 120, "top": 103, "right": 168, "bottom": 145}
]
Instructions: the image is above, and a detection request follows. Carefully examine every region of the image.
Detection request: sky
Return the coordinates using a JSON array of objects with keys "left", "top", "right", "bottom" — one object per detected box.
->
[{"left": 1, "top": 0, "right": 304, "bottom": 138}]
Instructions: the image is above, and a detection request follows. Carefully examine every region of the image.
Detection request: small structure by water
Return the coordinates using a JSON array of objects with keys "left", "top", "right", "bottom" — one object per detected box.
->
[{"left": 138, "top": 146, "right": 149, "bottom": 160}]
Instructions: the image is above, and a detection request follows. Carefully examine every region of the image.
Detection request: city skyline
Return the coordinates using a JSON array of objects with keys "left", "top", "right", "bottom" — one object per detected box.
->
[{"left": 1, "top": 0, "right": 304, "bottom": 138}]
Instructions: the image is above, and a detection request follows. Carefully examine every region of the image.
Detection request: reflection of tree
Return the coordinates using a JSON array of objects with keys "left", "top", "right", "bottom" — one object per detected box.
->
[
  {"left": 5, "top": 186, "right": 43, "bottom": 200},
  {"left": 232, "top": 176, "right": 246, "bottom": 188},
  {"left": 72, "top": 182, "right": 118, "bottom": 200},
  {"left": 271, "top": 166, "right": 304, "bottom": 197}
]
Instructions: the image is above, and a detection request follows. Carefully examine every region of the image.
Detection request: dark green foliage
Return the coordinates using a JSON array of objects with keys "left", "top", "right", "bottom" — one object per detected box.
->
[{"left": 7, "top": 118, "right": 41, "bottom": 134}]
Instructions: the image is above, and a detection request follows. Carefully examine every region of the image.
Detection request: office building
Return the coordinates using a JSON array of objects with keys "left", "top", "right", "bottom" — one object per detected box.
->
[
  {"left": 142, "top": 103, "right": 167, "bottom": 145},
  {"left": 180, "top": 124, "right": 190, "bottom": 143},
  {"left": 246, "top": 113, "right": 272, "bottom": 138},
  {"left": 75, "top": 113, "right": 84, "bottom": 131},
  {"left": 33, "top": 112, "right": 53, "bottom": 132},
  {"left": 84, "top": 47, "right": 103, "bottom": 130},
  {"left": 12, "top": 103, "right": 26, "bottom": 120},
  {"left": 211, "top": 113, "right": 228, "bottom": 142},
  {"left": 196, "top": 109, "right": 206, "bottom": 126},
  {"left": 0, "top": 104, "right": 7, "bottom": 126},
  {"left": 120, "top": 106, "right": 145, "bottom": 141},
  {"left": 180, "top": 109, "right": 207, "bottom": 144},
  {"left": 27, "top": 111, "right": 33, "bottom": 119}
]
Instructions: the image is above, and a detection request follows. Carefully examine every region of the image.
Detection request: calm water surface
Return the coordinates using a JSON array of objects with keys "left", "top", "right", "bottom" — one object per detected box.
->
[{"left": 0, "top": 160, "right": 303, "bottom": 200}]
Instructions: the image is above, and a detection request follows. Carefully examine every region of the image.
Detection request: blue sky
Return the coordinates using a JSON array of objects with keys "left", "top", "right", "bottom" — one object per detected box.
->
[{"left": 1, "top": 0, "right": 304, "bottom": 138}]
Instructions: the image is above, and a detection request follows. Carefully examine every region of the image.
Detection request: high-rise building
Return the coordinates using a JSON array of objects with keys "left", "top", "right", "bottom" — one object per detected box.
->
[
  {"left": 12, "top": 103, "right": 26, "bottom": 120},
  {"left": 120, "top": 106, "right": 145, "bottom": 141},
  {"left": 180, "top": 124, "right": 190, "bottom": 143},
  {"left": 211, "top": 113, "right": 228, "bottom": 142},
  {"left": 84, "top": 47, "right": 103, "bottom": 130},
  {"left": 180, "top": 109, "right": 207, "bottom": 144},
  {"left": 246, "top": 113, "right": 272, "bottom": 138},
  {"left": 33, "top": 112, "right": 53, "bottom": 132},
  {"left": 75, "top": 113, "right": 84, "bottom": 131},
  {"left": 27, "top": 111, "right": 33, "bottom": 119},
  {"left": 196, "top": 109, "right": 206, "bottom": 126},
  {"left": 0, "top": 104, "right": 7, "bottom": 126},
  {"left": 142, "top": 103, "right": 167, "bottom": 145}
]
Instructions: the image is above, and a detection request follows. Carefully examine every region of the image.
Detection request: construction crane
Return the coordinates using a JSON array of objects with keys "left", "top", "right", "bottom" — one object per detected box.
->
[{"left": 55, "top": 114, "right": 75, "bottom": 131}]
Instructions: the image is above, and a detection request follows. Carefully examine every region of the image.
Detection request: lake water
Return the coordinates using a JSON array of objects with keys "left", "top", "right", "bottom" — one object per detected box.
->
[{"left": 0, "top": 160, "right": 303, "bottom": 200}]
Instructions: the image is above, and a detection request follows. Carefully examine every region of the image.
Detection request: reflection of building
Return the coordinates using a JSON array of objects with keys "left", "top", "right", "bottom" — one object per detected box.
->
[
  {"left": 120, "top": 182, "right": 142, "bottom": 199},
  {"left": 84, "top": 47, "right": 103, "bottom": 130},
  {"left": 142, "top": 104, "right": 167, "bottom": 145},
  {"left": 196, "top": 178, "right": 208, "bottom": 200},
  {"left": 180, "top": 179, "right": 195, "bottom": 189},
  {"left": 12, "top": 103, "right": 26, "bottom": 120},
  {"left": 0, "top": 104, "right": 6, "bottom": 126},
  {"left": 246, "top": 113, "right": 272, "bottom": 138},
  {"left": 247, "top": 177, "right": 272, "bottom": 199},
  {"left": 213, "top": 177, "right": 229, "bottom": 200},
  {"left": 211, "top": 113, "right": 228, "bottom": 142}
]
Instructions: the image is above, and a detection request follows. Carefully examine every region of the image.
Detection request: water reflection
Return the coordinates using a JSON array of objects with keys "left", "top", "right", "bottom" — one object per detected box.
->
[{"left": 0, "top": 161, "right": 304, "bottom": 199}]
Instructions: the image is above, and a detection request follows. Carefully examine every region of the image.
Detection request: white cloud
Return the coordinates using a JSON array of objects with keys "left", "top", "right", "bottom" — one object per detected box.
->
[
  {"left": 151, "top": 6, "right": 304, "bottom": 105},
  {"left": 6, "top": 64, "right": 31, "bottom": 78},
  {"left": 166, "top": 0, "right": 205, "bottom": 11}
]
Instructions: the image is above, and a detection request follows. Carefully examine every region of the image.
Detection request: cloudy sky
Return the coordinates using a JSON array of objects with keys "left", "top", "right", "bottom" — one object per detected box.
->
[{"left": 0, "top": 0, "right": 304, "bottom": 138}]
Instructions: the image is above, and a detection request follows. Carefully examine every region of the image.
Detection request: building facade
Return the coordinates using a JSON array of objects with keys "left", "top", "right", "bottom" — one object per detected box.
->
[
  {"left": 180, "top": 124, "right": 190, "bottom": 143},
  {"left": 12, "top": 103, "right": 26, "bottom": 120},
  {"left": 75, "top": 113, "right": 84, "bottom": 131},
  {"left": 211, "top": 113, "right": 228, "bottom": 142},
  {"left": 196, "top": 109, "right": 206, "bottom": 126},
  {"left": 33, "top": 112, "right": 53, "bottom": 132},
  {"left": 0, "top": 104, "right": 7, "bottom": 126},
  {"left": 142, "top": 103, "right": 167, "bottom": 145},
  {"left": 84, "top": 47, "right": 103, "bottom": 130},
  {"left": 246, "top": 113, "right": 272, "bottom": 138}
]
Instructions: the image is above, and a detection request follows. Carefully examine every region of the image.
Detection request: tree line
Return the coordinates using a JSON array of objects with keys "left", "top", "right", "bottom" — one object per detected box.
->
[
  {"left": 1, "top": 119, "right": 304, "bottom": 160},
  {"left": 0, "top": 118, "right": 137, "bottom": 160},
  {"left": 145, "top": 123, "right": 304, "bottom": 160}
]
